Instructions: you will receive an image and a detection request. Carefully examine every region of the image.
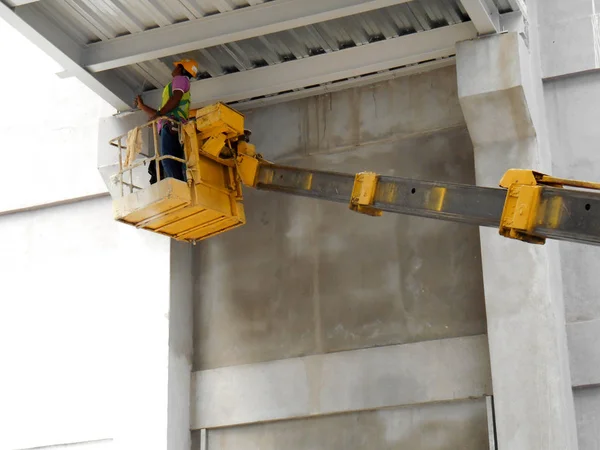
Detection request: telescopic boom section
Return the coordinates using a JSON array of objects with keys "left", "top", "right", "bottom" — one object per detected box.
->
[{"left": 239, "top": 158, "right": 600, "bottom": 247}]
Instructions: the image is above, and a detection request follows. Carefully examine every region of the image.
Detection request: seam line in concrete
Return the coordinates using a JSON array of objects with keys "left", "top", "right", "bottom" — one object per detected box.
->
[
  {"left": 0, "top": 192, "right": 110, "bottom": 218},
  {"left": 14, "top": 438, "right": 113, "bottom": 450}
]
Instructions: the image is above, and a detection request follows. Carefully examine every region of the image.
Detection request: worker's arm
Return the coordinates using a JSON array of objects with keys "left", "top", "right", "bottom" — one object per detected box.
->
[
  {"left": 135, "top": 91, "right": 184, "bottom": 120},
  {"left": 135, "top": 95, "right": 157, "bottom": 119}
]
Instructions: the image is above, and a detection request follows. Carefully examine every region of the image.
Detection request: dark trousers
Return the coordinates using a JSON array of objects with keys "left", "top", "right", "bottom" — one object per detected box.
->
[{"left": 149, "top": 127, "right": 187, "bottom": 184}]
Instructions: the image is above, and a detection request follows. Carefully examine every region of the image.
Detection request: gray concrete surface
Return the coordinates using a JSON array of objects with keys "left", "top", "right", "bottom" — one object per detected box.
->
[
  {"left": 189, "top": 322, "right": 600, "bottom": 431},
  {"left": 0, "top": 197, "right": 173, "bottom": 450},
  {"left": 191, "top": 335, "right": 491, "bottom": 429},
  {"left": 545, "top": 72, "right": 600, "bottom": 323},
  {"left": 575, "top": 387, "right": 600, "bottom": 450},
  {"left": 244, "top": 65, "right": 466, "bottom": 161},
  {"left": 167, "top": 241, "right": 194, "bottom": 450},
  {"left": 457, "top": 30, "right": 578, "bottom": 450},
  {"left": 194, "top": 116, "right": 486, "bottom": 370},
  {"left": 194, "top": 399, "right": 489, "bottom": 450},
  {"left": 12, "top": 440, "right": 115, "bottom": 450},
  {"left": 545, "top": 68, "right": 600, "bottom": 443},
  {"left": 538, "top": 0, "right": 600, "bottom": 79},
  {"left": 568, "top": 320, "right": 600, "bottom": 388},
  {"left": 540, "top": 9, "right": 600, "bottom": 447},
  {"left": 189, "top": 63, "right": 487, "bottom": 449}
]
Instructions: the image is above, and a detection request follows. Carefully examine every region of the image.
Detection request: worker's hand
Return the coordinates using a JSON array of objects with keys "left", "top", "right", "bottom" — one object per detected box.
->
[{"left": 134, "top": 95, "right": 144, "bottom": 108}]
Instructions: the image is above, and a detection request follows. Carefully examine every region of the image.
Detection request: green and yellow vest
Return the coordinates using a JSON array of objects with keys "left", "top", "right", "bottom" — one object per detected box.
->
[{"left": 161, "top": 82, "right": 191, "bottom": 122}]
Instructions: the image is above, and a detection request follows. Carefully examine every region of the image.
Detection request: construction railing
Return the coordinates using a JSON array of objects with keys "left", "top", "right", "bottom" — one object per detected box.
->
[{"left": 108, "top": 117, "right": 188, "bottom": 197}]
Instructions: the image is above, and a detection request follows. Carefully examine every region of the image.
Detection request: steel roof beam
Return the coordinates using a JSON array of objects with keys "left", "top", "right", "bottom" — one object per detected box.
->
[
  {"left": 3, "top": 0, "right": 41, "bottom": 5},
  {"left": 459, "top": 0, "right": 499, "bottom": 35},
  {"left": 0, "top": 2, "right": 135, "bottom": 111},
  {"left": 83, "top": 0, "right": 413, "bottom": 73},
  {"left": 142, "top": 22, "right": 478, "bottom": 109},
  {"left": 506, "top": 0, "right": 527, "bottom": 17}
]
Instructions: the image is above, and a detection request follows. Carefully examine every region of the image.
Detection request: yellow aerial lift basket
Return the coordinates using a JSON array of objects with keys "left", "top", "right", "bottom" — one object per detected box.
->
[{"left": 109, "top": 103, "right": 249, "bottom": 243}]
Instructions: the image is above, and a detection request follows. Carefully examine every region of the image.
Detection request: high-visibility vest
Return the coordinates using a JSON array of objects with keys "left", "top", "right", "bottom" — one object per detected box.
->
[{"left": 160, "top": 81, "right": 191, "bottom": 122}]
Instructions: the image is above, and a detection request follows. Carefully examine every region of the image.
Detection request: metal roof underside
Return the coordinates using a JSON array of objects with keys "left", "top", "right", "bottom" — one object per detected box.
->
[{"left": 1, "top": 0, "right": 525, "bottom": 111}]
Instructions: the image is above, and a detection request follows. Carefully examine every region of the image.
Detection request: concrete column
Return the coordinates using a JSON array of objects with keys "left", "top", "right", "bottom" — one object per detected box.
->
[
  {"left": 167, "top": 240, "right": 194, "bottom": 450},
  {"left": 457, "top": 32, "right": 578, "bottom": 450},
  {"left": 97, "top": 113, "right": 194, "bottom": 450}
]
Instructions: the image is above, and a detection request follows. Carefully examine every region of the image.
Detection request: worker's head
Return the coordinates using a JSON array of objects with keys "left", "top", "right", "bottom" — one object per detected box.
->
[{"left": 173, "top": 58, "right": 199, "bottom": 79}]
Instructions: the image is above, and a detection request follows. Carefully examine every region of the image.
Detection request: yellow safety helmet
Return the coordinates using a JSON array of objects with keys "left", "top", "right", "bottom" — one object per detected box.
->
[{"left": 173, "top": 58, "right": 199, "bottom": 78}]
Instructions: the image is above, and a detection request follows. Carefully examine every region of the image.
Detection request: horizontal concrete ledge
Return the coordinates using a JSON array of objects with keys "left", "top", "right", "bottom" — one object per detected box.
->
[
  {"left": 14, "top": 438, "right": 113, "bottom": 450},
  {"left": 542, "top": 66, "right": 600, "bottom": 84},
  {"left": 0, "top": 193, "right": 110, "bottom": 218},
  {"left": 568, "top": 319, "right": 600, "bottom": 388},
  {"left": 191, "top": 335, "right": 492, "bottom": 429}
]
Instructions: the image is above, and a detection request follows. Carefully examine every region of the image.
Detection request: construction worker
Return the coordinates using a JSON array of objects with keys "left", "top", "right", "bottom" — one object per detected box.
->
[{"left": 135, "top": 58, "right": 199, "bottom": 184}]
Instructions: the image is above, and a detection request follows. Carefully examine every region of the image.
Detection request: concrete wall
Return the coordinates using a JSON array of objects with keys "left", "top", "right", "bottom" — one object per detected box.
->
[
  {"left": 0, "top": 198, "right": 173, "bottom": 450},
  {"left": 0, "top": 17, "right": 177, "bottom": 450},
  {"left": 545, "top": 72, "right": 600, "bottom": 323},
  {"left": 12, "top": 439, "right": 115, "bottom": 450},
  {"left": 545, "top": 70, "right": 600, "bottom": 449},
  {"left": 191, "top": 65, "right": 490, "bottom": 447},
  {"left": 540, "top": 0, "right": 600, "bottom": 446},
  {"left": 204, "top": 399, "right": 489, "bottom": 450}
]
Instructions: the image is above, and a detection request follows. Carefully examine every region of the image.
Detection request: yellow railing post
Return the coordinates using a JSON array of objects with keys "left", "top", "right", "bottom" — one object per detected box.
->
[{"left": 117, "top": 138, "right": 124, "bottom": 197}]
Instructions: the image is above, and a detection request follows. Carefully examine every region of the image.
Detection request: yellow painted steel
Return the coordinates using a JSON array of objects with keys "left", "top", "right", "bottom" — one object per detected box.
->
[
  {"left": 499, "top": 169, "right": 548, "bottom": 244},
  {"left": 114, "top": 177, "right": 192, "bottom": 227},
  {"left": 497, "top": 168, "right": 600, "bottom": 244},
  {"left": 236, "top": 153, "right": 261, "bottom": 187},
  {"left": 195, "top": 102, "right": 244, "bottom": 141},
  {"left": 350, "top": 172, "right": 382, "bottom": 217},
  {"left": 428, "top": 186, "right": 447, "bottom": 212},
  {"left": 111, "top": 103, "right": 248, "bottom": 243}
]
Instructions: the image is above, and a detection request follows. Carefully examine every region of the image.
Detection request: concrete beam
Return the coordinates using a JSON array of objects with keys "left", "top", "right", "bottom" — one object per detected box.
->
[
  {"left": 459, "top": 0, "right": 499, "bottom": 35},
  {"left": 0, "top": 2, "right": 134, "bottom": 111},
  {"left": 457, "top": 32, "right": 579, "bottom": 450},
  {"left": 4, "top": 0, "right": 41, "bottom": 5},
  {"left": 191, "top": 335, "right": 492, "bottom": 429},
  {"left": 83, "top": 0, "right": 412, "bottom": 73},
  {"left": 232, "top": 57, "right": 455, "bottom": 111},
  {"left": 506, "top": 0, "right": 527, "bottom": 18},
  {"left": 142, "top": 22, "right": 478, "bottom": 109}
]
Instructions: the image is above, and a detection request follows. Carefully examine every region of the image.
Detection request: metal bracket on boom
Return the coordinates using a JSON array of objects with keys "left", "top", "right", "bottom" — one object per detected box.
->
[
  {"left": 499, "top": 169, "right": 600, "bottom": 244},
  {"left": 350, "top": 172, "right": 383, "bottom": 217}
]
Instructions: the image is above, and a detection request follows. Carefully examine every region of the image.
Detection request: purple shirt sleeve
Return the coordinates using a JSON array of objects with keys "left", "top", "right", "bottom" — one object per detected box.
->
[{"left": 172, "top": 76, "right": 190, "bottom": 93}]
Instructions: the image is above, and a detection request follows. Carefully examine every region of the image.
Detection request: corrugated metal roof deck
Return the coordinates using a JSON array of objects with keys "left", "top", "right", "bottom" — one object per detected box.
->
[
  {"left": 34, "top": 0, "right": 515, "bottom": 45},
  {"left": 122, "top": 0, "right": 472, "bottom": 92},
  {"left": 28, "top": 0, "right": 517, "bottom": 95},
  {"left": 0, "top": 0, "right": 521, "bottom": 110}
]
